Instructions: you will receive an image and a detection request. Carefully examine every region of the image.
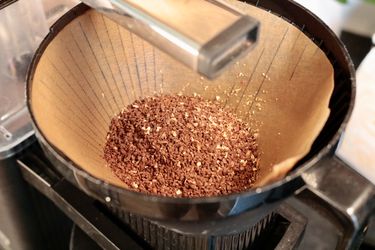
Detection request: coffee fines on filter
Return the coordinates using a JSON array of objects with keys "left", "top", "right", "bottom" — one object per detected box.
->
[{"left": 104, "top": 95, "right": 260, "bottom": 198}]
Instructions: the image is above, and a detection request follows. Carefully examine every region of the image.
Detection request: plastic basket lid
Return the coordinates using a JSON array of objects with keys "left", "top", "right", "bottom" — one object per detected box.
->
[
  {"left": 0, "top": 60, "right": 35, "bottom": 159},
  {"left": 0, "top": 0, "right": 48, "bottom": 159}
]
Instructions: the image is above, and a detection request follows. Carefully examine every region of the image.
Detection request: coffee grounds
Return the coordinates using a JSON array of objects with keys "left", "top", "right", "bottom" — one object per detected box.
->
[{"left": 104, "top": 94, "right": 259, "bottom": 198}]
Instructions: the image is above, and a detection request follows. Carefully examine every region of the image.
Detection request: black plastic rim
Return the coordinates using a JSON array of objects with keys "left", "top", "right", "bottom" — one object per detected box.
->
[{"left": 26, "top": 0, "right": 356, "bottom": 205}]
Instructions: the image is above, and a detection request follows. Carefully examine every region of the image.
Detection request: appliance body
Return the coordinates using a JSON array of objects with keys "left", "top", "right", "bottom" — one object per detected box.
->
[{"left": 0, "top": 155, "right": 42, "bottom": 250}]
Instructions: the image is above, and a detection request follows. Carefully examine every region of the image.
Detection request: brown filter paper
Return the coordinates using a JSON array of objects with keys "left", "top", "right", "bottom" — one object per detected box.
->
[{"left": 30, "top": 1, "right": 333, "bottom": 190}]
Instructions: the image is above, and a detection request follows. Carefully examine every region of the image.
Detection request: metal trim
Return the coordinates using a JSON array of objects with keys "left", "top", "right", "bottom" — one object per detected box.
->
[{"left": 198, "top": 15, "right": 259, "bottom": 79}]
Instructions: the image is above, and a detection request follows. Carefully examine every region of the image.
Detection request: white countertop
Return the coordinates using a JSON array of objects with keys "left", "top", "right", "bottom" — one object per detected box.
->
[
  {"left": 337, "top": 46, "right": 375, "bottom": 184},
  {"left": 295, "top": 0, "right": 375, "bottom": 37}
]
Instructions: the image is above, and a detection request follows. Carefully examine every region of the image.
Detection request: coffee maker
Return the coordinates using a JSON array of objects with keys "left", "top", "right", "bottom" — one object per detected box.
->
[{"left": 0, "top": 0, "right": 374, "bottom": 249}]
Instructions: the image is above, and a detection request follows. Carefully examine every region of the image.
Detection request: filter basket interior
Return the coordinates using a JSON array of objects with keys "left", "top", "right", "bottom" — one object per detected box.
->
[{"left": 29, "top": 1, "right": 334, "bottom": 190}]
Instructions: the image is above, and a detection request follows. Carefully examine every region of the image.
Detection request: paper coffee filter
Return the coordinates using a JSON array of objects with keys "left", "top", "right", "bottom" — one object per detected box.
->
[{"left": 30, "top": 1, "right": 333, "bottom": 190}]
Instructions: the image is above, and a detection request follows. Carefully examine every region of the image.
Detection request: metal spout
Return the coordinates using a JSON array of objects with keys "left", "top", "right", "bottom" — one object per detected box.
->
[{"left": 81, "top": 0, "right": 259, "bottom": 79}]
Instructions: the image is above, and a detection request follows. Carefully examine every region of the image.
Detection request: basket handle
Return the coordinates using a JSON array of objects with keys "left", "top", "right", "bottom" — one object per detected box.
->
[{"left": 297, "top": 155, "right": 375, "bottom": 249}]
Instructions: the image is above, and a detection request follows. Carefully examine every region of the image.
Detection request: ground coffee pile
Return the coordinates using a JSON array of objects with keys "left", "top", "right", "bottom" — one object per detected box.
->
[{"left": 104, "top": 95, "right": 259, "bottom": 198}]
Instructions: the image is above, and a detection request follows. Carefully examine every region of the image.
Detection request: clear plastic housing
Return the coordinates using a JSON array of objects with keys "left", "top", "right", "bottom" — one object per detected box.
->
[{"left": 0, "top": 0, "right": 48, "bottom": 158}]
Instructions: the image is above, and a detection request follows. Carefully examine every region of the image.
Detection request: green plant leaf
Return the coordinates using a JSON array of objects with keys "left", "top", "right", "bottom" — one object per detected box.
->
[{"left": 337, "top": 0, "right": 375, "bottom": 4}]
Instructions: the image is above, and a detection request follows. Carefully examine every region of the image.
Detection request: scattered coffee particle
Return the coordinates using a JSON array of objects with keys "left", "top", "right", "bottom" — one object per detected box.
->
[{"left": 104, "top": 94, "right": 260, "bottom": 198}]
